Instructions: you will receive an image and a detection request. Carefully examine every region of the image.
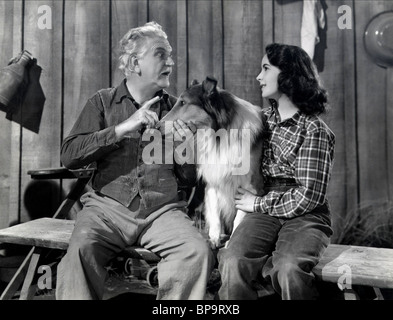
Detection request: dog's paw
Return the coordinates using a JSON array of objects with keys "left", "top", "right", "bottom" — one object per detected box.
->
[
  {"left": 208, "top": 232, "right": 230, "bottom": 249},
  {"left": 208, "top": 237, "right": 221, "bottom": 250},
  {"left": 208, "top": 230, "right": 221, "bottom": 249}
]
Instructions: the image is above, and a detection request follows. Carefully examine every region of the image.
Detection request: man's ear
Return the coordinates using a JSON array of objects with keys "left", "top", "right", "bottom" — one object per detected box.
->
[
  {"left": 202, "top": 76, "right": 218, "bottom": 96},
  {"left": 129, "top": 56, "right": 141, "bottom": 74}
]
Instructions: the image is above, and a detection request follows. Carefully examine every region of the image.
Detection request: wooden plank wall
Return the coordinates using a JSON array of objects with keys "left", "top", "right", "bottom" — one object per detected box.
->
[
  {"left": 355, "top": 0, "right": 393, "bottom": 204},
  {"left": 0, "top": 0, "right": 392, "bottom": 243},
  {"left": 21, "top": 0, "right": 64, "bottom": 225},
  {"left": 0, "top": 0, "right": 23, "bottom": 228}
]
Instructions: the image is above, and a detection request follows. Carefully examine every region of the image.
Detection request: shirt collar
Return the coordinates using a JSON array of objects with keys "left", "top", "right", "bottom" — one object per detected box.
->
[
  {"left": 114, "top": 78, "right": 170, "bottom": 106},
  {"left": 268, "top": 105, "right": 303, "bottom": 126}
]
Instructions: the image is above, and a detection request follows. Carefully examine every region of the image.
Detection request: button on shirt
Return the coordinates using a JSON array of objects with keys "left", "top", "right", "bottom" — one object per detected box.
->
[
  {"left": 60, "top": 79, "right": 196, "bottom": 210},
  {"left": 254, "top": 106, "right": 335, "bottom": 219}
]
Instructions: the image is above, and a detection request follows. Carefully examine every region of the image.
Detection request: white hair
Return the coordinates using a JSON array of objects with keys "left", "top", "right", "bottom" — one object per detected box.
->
[{"left": 118, "top": 21, "right": 168, "bottom": 76}]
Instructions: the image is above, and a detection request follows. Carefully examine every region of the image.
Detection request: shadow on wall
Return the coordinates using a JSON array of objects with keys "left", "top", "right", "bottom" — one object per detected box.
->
[{"left": 23, "top": 180, "right": 66, "bottom": 222}]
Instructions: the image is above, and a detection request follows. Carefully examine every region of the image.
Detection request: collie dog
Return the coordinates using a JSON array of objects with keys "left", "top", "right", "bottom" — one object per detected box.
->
[{"left": 159, "top": 76, "right": 265, "bottom": 248}]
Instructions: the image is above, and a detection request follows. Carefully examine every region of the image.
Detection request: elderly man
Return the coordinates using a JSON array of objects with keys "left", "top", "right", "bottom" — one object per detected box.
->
[{"left": 56, "top": 21, "right": 214, "bottom": 300}]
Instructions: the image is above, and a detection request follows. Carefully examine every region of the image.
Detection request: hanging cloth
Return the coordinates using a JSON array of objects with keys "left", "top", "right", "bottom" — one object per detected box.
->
[{"left": 301, "top": 0, "right": 325, "bottom": 59}]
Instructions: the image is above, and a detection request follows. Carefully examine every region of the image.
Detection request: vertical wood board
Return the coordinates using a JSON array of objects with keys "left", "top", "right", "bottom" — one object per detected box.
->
[{"left": 19, "top": 0, "right": 64, "bottom": 222}]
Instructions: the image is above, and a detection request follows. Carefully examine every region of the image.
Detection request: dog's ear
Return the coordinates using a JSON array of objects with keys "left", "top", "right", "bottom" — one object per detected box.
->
[
  {"left": 190, "top": 79, "right": 199, "bottom": 86},
  {"left": 202, "top": 76, "right": 218, "bottom": 96}
]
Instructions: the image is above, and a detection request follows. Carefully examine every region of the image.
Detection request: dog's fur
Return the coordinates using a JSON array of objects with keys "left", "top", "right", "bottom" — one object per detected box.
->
[{"left": 160, "top": 77, "right": 265, "bottom": 247}]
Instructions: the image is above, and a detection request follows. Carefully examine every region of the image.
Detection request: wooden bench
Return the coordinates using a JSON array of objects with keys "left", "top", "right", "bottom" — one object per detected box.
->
[
  {"left": 0, "top": 217, "right": 160, "bottom": 299},
  {"left": 1, "top": 217, "right": 393, "bottom": 300},
  {"left": 2, "top": 167, "right": 393, "bottom": 300},
  {"left": 313, "top": 243, "right": 393, "bottom": 299},
  {"left": 0, "top": 167, "right": 161, "bottom": 300},
  {"left": 0, "top": 166, "right": 198, "bottom": 300}
]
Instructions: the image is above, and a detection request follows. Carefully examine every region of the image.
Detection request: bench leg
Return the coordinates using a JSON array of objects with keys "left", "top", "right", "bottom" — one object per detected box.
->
[
  {"left": 343, "top": 288, "right": 360, "bottom": 300},
  {"left": 0, "top": 247, "right": 34, "bottom": 300},
  {"left": 19, "top": 247, "right": 42, "bottom": 300},
  {"left": 373, "top": 287, "right": 385, "bottom": 300}
]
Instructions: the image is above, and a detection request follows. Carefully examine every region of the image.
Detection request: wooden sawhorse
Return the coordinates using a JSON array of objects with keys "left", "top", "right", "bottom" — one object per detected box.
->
[{"left": 0, "top": 167, "right": 95, "bottom": 300}]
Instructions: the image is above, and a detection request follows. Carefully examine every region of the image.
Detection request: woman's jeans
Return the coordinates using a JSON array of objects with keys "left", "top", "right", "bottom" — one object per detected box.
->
[{"left": 217, "top": 204, "right": 333, "bottom": 300}]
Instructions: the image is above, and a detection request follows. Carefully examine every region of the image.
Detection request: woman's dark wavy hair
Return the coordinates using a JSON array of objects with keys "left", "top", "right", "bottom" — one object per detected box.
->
[{"left": 266, "top": 43, "right": 329, "bottom": 115}]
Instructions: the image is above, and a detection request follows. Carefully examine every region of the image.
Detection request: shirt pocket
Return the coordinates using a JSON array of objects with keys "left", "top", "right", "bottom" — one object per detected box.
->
[{"left": 278, "top": 131, "right": 305, "bottom": 166}]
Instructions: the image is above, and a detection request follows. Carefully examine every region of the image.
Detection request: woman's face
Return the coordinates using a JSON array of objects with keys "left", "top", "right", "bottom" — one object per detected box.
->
[{"left": 256, "top": 54, "right": 281, "bottom": 100}]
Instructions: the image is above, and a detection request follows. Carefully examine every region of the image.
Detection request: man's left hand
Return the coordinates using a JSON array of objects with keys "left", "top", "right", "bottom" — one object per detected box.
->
[
  {"left": 172, "top": 119, "right": 197, "bottom": 141},
  {"left": 173, "top": 120, "right": 197, "bottom": 165}
]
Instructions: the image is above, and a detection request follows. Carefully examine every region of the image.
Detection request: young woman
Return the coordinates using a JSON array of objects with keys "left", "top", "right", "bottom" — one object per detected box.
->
[{"left": 217, "top": 43, "right": 335, "bottom": 300}]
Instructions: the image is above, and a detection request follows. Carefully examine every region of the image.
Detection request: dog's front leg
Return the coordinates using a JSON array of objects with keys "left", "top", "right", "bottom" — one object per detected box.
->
[
  {"left": 232, "top": 209, "right": 246, "bottom": 234},
  {"left": 205, "top": 187, "right": 222, "bottom": 248},
  {"left": 224, "top": 209, "right": 247, "bottom": 248}
]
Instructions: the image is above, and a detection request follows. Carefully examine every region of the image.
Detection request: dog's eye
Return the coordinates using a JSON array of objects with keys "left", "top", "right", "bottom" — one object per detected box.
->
[{"left": 180, "top": 100, "right": 186, "bottom": 106}]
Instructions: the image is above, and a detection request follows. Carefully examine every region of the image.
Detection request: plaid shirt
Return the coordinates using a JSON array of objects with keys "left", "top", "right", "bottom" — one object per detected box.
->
[{"left": 254, "top": 106, "right": 335, "bottom": 218}]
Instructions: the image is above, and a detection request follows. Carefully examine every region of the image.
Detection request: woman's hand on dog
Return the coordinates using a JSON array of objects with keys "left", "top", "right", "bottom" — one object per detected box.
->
[{"left": 235, "top": 187, "right": 258, "bottom": 213}]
